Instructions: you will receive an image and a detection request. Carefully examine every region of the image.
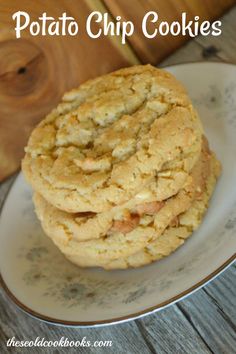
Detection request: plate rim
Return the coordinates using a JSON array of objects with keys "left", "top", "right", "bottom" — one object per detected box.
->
[
  {"left": 0, "top": 253, "right": 235, "bottom": 328},
  {"left": 0, "top": 61, "right": 236, "bottom": 327}
]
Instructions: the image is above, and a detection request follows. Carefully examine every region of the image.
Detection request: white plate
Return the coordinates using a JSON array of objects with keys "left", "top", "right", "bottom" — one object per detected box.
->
[{"left": 0, "top": 62, "right": 236, "bottom": 327}]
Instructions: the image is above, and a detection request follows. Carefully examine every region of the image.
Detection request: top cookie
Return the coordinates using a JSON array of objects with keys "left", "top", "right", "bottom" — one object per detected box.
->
[{"left": 22, "top": 65, "right": 202, "bottom": 213}]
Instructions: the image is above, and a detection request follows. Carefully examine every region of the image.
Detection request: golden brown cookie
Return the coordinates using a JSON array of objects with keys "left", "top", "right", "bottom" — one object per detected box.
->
[
  {"left": 103, "top": 154, "right": 221, "bottom": 269},
  {"left": 34, "top": 139, "right": 217, "bottom": 267},
  {"left": 64, "top": 153, "right": 221, "bottom": 269},
  {"left": 23, "top": 65, "right": 202, "bottom": 213},
  {"left": 33, "top": 136, "right": 208, "bottom": 243}
]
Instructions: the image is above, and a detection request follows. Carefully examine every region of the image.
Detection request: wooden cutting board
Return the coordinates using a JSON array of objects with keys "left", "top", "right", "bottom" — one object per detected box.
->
[
  {"left": 0, "top": 0, "right": 234, "bottom": 181},
  {"left": 104, "top": 0, "right": 235, "bottom": 63}
]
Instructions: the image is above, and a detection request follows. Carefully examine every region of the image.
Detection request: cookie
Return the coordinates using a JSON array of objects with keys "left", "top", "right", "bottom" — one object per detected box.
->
[
  {"left": 34, "top": 139, "right": 215, "bottom": 265},
  {"left": 23, "top": 65, "right": 202, "bottom": 213},
  {"left": 103, "top": 153, "right": 221, "bottom": 269},
  {"left": 64, "top": 153, "right": 221, "bottom": 269},
  {"left": 33, "top": 160, "right": 195, "bottom": 242},
  {"left": 33, "top": 136, "right": 208, "bottom": 243}
]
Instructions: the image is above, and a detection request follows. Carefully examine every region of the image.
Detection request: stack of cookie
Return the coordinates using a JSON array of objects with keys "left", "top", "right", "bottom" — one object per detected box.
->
[{"left": 22, "top": 65, "right": 221, "bottom": 269}]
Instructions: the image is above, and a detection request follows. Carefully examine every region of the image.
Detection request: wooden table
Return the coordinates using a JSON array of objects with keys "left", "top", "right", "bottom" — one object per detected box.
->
[{"left": 0, "top": 6, "right": 235, "bottom": 354}]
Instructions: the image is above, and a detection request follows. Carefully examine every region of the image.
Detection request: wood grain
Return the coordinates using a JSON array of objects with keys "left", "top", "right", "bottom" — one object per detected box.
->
[
  {"left": 195, "top": 6, "right": 236, "bottom": 62},
  {"left": 136, "top": 306, "right": 212, "bottom": 354},
  {"left": 0, "top": 0, "right": 139, "bottom": 182},
  {"left": 203, "top": 265, "right": 236, "bottom": 324},
  {"left": 104, "top": 0, "right": 234, "bottom": 64},
  {"left": 177, "top": 289, "right": 236, "bottom": 354}
]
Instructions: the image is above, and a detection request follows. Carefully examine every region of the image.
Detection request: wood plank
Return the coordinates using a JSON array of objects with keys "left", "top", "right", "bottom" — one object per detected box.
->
[
  {"left": 104, "top": 0, "right": 235, "bottom": 64},
  {"left": 203, "top": 265, "right": 236, "bottom": 326},
  {"left": 135, "top": 305, "right": 212, "bottom": 354},
  {"left": 160, "top": 40, "right": 220, "bottom": 67},
  {"left": 195, "top": 6, "right": 236, "bottom": 63},
  {"left": 177, "top": 289, "right": 236, "bottom": 354},
  {"left": 0, "top": 0, "right": 139, "bottom": 182}
]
